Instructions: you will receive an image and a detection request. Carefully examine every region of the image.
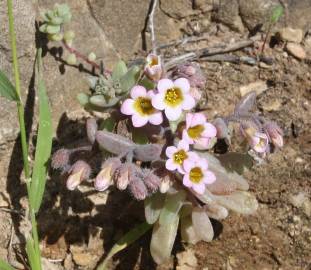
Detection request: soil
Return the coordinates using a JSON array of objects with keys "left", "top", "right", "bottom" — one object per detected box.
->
[{"left": 1, "top": 1, "right": 311, "bottom": 270}]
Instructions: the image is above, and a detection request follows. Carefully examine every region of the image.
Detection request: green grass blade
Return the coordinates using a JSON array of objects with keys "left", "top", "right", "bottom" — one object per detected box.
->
[
  {"left": 0, "top": 259, "right": 15, "bottom": 270},
  {"left": 26, "top": 237, "right": 41, "bottom": 270},
  {"left": 30, "top": 49, "right": 53, "bottom": 213},
  {"left": 0, "top": 69, "right": 18, "bottom": 101},
  {"left": 271, "top": 5, "right": 284, "bottom": 23},
  {"left": 97, "top": 222, "right": 152, "bottom": 270}
]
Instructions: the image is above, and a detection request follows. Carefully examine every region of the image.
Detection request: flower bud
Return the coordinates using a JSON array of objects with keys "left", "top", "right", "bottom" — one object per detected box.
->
[
  {"left": 129, "top": 177, "right": 148, "bottom": 200},
  {"left": 264, "top": 122, "right": 283, "bottom": 148},
  {"left": 67, "top": 160, "right": 91, "bottom": 190},
  {"left": 159, "top": 174, "right": 172, "bottom": 194},
  {"left": 174, "top": 62, "right": 206, "bottom": 89},
  {"left": 213, "top": 118, "right": 229, "bottom": 139},
  {"left": 66, "top": 53, "right": 77, "bottom": 65},
  {"left": 51, "top": 148, "right": 70, "bottom": 170},
  {"left": 144, "top": 54, "right": 163, "bottom": 81},
  {"left": 94, "top": 158, "right": 121, "bottom": 191},
  {"left": 114, "top": 164, "right": 130, "bottom": 190},
  {"left": 142, "top": 169, "right": 161, "bottom": 192},
  {"left": 87, "top": 52, "right": 97, "bottom": 62}
]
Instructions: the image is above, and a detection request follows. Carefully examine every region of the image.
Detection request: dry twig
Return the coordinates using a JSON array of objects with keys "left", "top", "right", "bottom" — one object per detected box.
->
[{"left": 148, "top": 0, "right": 158, "bottom": 53}]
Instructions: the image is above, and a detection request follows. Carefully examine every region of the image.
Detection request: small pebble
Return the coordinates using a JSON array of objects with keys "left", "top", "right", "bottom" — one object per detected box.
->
[
  {"left": 278, "top": 27, "right": 304, "bottom": 43},
  {"left": 286, "top": 43, "right": 306, "bottom": 60}
]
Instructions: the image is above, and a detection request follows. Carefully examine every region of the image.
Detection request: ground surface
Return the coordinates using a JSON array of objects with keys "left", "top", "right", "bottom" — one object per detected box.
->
[{"left": 0, "top": 1, "right": 311, "bottom": 269}]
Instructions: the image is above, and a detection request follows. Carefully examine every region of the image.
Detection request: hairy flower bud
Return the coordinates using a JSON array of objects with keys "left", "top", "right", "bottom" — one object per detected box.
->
[
  {"left": 66, "top": 53, "right": 77, "bottom": 65},
  {"left": 87, "top": 52, "right": 97, "bottom": 62},
  {"left": 95, "top": 158, "right": 121, "bottom": 191},
  {"left": 114, "top": 164, "right": 131, "bottom": 190},
  {"left": 213, "top": 118, "right": 229, "bottom": 139},
  {"left": 51, "top": 148, "right": 70, "bottom": 170},
  {"left": 174, "top": 62, "right": 206, "bottom": 89},
  {"left": 144, "top": 54, "right": 163, "bottom": 81},
  {"left": 129, "top": 177, "right": 148, "bottom": 200},
  {"left": 67, "top": 160, "right": 91, "bottom": 190},
  {"left": 142, "top": 169, "right": 161, "bottom": 192},
  {"left": 264, "top": 122, "right": 283, "bottom": 148}
]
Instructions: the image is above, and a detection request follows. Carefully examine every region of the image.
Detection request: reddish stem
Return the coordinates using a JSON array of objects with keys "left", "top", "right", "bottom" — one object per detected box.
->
[{"left": 62, "top": 41, "right": 111, "bottom": 75}]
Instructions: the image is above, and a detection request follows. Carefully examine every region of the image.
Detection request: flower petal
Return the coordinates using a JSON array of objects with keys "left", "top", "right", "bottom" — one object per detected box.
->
[
  {"left": 199, "top": 158, "right": 209, "bottom": 170},
  {"left": 165, "top": 159, "right": 178, "bottom": 171},
  {"left": 203, "top": 170, "right": 216, "bottom": 184},
  {"left": 182, "top": 129, "right": 193, "bottom": 144},
  {"left": 165, "top": 146, "right": 177, "bottom": 158},
  {"left": 177, "top": 165, "right": 186, "bottom": 174},
  {"left": 151, "top": 93, "right": 166, "bottom": 110},
  {"left": 186, "top": 113, "right": 194, "bottom": 129},
  {"left": 181, "top": 94, "right": 196, "bottom": 110},
  {"left": 178, "top": 140, "right": 189, "bottom": 151},
  {"left": 149, "top": 112, "right": 163, "bottom": 125},
  {"left": 193, "top": 183, "right": 206, "bottom": 194},
  {"left": 121, "top": 99, "right": 135, "bottom": 115},
  {"left": 183, "top": 159, "right": 195, "bottom": 173},
  {"left": 183, "top": 174, "right": 193, "bottom": 187},
  {"left": 191, "top": 113, "right": 206, "bottom": 126},
  {"left": 195, "top": 137, "right": 210, "bottom": 149},
  {"left": 174, "top": 78, "right": 190, "bottom": 93},
  {"left": 202, "top": 123, "right": 217, "bottom": 137},
  {"left": 157, "top": 79, "right": 174, "bottom": 93},
  {"left": 165, "top": 107, "right": 182, "bottom": 121},
  {"left": 130, "top": 85, "right": 147, "bottom": 99},
  {"left": 187, "top": 151, "right": 199, "bottom": 161},
  {"left": 132, "top": 114, "right": 148, "bottom": 127}
]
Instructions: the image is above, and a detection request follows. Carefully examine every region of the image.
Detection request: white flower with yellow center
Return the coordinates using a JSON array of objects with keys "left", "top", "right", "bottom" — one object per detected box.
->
[{"left": 151, "top": 78, "right": 195, "bottom": 121}]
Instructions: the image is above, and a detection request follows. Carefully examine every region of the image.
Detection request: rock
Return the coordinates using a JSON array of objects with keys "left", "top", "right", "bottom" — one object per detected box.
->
[
  {"left": 215, "top": 0, "right": 244, "bottom": 33},
  {"left": 286, "top": 43, "right": 306, "bottom": 60},
  {"left": 278, "top": 27, "right": 304, "bottom": 43},
  {"left": 239, "top": 0, "right": 279, "bottom": 32},
  {"left": 160, "top": 0, "right": 195, "bottom": 19},
  {"left": 262, "top": 99, "right": 281, "bottom": 111},
  {"left": 41, "top": 258, "right": 64, "bottom": 270},
  {"left": 0, "top": 192, "right": 9, "bottom": 208},
  {"left": 239, "top": 80, "right": 268, "bottom": 97},
  {"left": 176, "top": 249, "right": 198, "bottom": 270},
  {"left": 289, "top": 192, "right": 308, "bottom": 208},
  {"left": 303, "top": 199, "right": 311, "bottom": 217}
]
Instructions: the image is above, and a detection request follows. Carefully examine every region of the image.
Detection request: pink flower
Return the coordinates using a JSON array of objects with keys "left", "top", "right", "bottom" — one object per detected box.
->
[
  {"left": 241, "top": 124, "right": 269, "bottom": 153},
  {"left": 144, "top": 54, "right": 162, "bottom": 81},
  {"left": 248, "top": 132, "right": 269, "bottom": 153},
  {"left": 151, "top": 78, "right": 195, "bottom": 121},
  {"left": 165, "top": 140, "right": 197, "bottom": 173},
  {"left": 121, "top": 85, "right": 163, "bottom": 127},
  {"left": 182, "top": 113, "right": 217, "bottom": 148},
  {"left": 182, "top": 156, "right": 216, "bottom": 194}
]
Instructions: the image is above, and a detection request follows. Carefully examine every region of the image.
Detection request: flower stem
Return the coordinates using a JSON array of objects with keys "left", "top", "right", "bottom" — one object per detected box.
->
[{"left": 7, "top": 0, "right": 42, "bottom": 268}]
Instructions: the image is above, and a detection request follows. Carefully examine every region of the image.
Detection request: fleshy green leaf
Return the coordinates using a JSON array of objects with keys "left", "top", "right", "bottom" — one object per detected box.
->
[
  {"left": 180, "top": 215, "right": 200, "bottom": 244},
  {"left": 0, "top": 69, "right": 18, "bottom": 101},
  {"left": 144, "top": 192, "right": 165, "bottom": 224},
  {"left": 159, "top": 190, "right": 186, "bottom": 225},
  {"left": 46, "top": 24, "right": 60, "bottom": 34},
  {"left": 26, "top": 237, "right": 41, "bottom": 270},
  {"left": 112, "top": 60, "right": 128, "bottom": 81},
  {"left": 0, "top": 259, "right": 15, "bottom": 270},
  {"left": 120, "top": 66, "right": 140, "bottom": 93},
  {"left": 139, "top": 77, "right": 155, "bottom": 90},
  {"left": 150, "top": 214, "right": 179, "bottom": 264},
  {"left": 218, "top": 152, "right": 253, "bottom": 175},
  {"left": 96, "top": 222, "right": 152, "bottom": 270},
  {"left": 77, "top": 93, "right": 90, "bottom": 107},
  {"left": 89, "top": 95, "right": 120, "bottom": 108},
  {"left": 271, "top": 5, "right": 284, "bottom": 24},
  {"left": 132, "top": 128, "right": 149, "bottom": 144},
  {"left": 30, "top": 49, "right": 53, "bottom": 213},
  {"left": 99, "top": 116, "right": 117, "bottom": 132}
]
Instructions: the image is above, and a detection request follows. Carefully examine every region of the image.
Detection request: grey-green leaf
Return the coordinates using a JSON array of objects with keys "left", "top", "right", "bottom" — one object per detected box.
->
[
  {"left": 77, "top": 93, "right": 90, "bottom": 107},
  {"left": 0, "top": 259, "right": 16, "bottom": 270},
  {"left": 0, "top": 70, "right": 18, "bottom": 101},
  {"left": 120, "top": 66, "right": 140, "bottom": 93},
  {"left": 159, "top": 190, "right": 186, "bottom": 225},
  {"left": 30, "top": 49, "right": 53, "bottom": 213},
  {"left": 89, "top": 95, "right": 120, "bottom": 108},
  {"left": 192, "top": 207, "right": 214, "bottom": 242},
  {"left": 112, "top": 60, "right": 128, "bottom": 81},
  {"left": 144, "top": 192, "right": 165, "bottom": 224},
  {"left": 180, "top": 215, "right": 200, "bottom": 244},
  {"left": 96, "top": 222, "right": 152, "bottom": 270},
  {"left": 150, "top": 215, "right": 179, "bottom": 264}
]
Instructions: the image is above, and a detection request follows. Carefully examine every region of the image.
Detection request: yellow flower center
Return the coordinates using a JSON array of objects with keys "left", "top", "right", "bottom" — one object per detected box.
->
[
  {"left": 187, "top": 125, "right": 204, "bottom": 139},
  {"left": 164, "top": 87, "right": 183, "bottom": 107},
  {"left": 134, "top": 97, "right": 155, "bottom": 116},
  {"left": 173, "top": 150, "right": 188, "bottom": 165},
  {"left": 149, "top": 57, "right": 158, "bottom": 67},
  {"left": 189, "top": 167, "right": 203, "bottom": 183}
]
